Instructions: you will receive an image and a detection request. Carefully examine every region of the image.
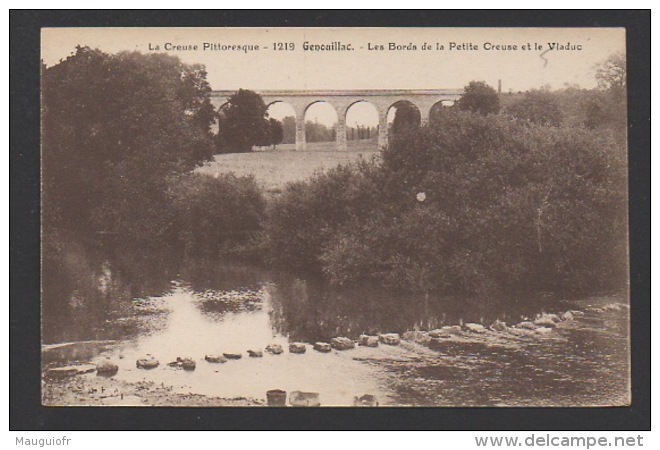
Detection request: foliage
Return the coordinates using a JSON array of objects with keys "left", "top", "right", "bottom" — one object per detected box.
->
[
  {"left": 499, "top": 86, "right": 626, "bottom": 144},
  {"left": 215, "top": 90, "right": 291, "bottom": 151},
  {"left": 391, "top": 102, "right": 421, "bottom": 135},
  {"left": 169, "top": 172, "right": 266, "bottom": 258},
  {"left": 305, "top": 121, "right": 336, "bottom": 142},
  {"left": 348, "top": 125, "right": 377, "bottom": 141},
  {"left": 265, "top": 160, "right": 383, "bottom": 273},
  {"left": 505, "top": 90, "right": 563, "bottom": 126},
  {"left": 457, "top": 81, "right": 501, "bottom": 115},
  {"left": 269, "top": 118, "right": 284, "bottom": 147},
  {"left": 582, "top": 96, "right": 613, "bottom": 129},
  {"left": 595, "top": 51, "right": 626, "bottom": 100},
  {"left": 582, "top": 95, "right": 626, "bottom": 142},
  {"left": 214, "top": 89, "right": 271, "bottom": 152},
  {"left": 42, "top": 46, "right": 215, "bottom": 242},
  {"left": 267, "top": 109, "right": 628, "bottom": 296},
  {"left": 42, "top": 47, "right": 629, "bottom": 300},
  {"left": 379, "top": 111, "right": 627, "bottom": 294},
  {"left": 281, "top": 116, "right": 296, "bottom": 144},
  {"left": 580, "top": 51, "right": 627, "bottom": 141}
]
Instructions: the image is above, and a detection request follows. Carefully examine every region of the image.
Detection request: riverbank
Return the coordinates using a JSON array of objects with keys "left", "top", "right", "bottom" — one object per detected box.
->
[{"left": 42, "top": 374, "right": 263, "bottom": 407}]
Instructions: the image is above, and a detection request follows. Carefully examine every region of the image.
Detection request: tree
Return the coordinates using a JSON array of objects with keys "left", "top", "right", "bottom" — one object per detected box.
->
[
  {"left": 391, "top": 102, "right": 421, "bottom": 135},
  {"left": 457, "top": 81, "right": 500, "bottom": 115},
  {"left": 42, "top": 46, "right": 215, "bottom": 241},
  {"left": 268, "top": 108, "right": 628, "bottom": 295},
  {"left": 216, "top": 89, "right": 270, "bottom": 152},
  {"left": 178, "top": 64, "right": 216, "bottom": 134},
  {"left": 213, "top": 111, "right": 230, "bottom": 152},
  {"left": 506, "top": 90, "right": 562, "bottom": 126},
  {"left": 269, "top": 118, "right": 284, "bottom": 148},
  {"left": 305, "top": 121, "right": 335, "bottom": 142},
  {"left": 582, "top": 96, "right": 612, "bottom": 129},
  {"left": 281, "top": 116, "right": 296, "bottom": 144},
  {"left": 595, "top": 51, "right": 626, "bottom": 100}
]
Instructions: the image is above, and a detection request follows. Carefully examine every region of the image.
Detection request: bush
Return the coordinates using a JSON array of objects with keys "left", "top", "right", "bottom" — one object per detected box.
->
[
  {"left": 385, "top": 111, "right": 627, "bottom": 294},
  {"left": 169, "top": 172, "right": 266, "bottom": 258},
  {"left": 265, "top": 159, "right": 382, "bottom": 274},
  {"left": 505, "top": 90, "right": 563, "bottom": 126},
  {"left": 268, "top": 109, "right": 628, "bottom": 296}
]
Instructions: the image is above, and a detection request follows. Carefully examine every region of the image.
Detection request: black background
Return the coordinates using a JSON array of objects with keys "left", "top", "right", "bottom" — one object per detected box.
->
[{"left": 10, "top": 9, "right": 651, "bottom": 431}]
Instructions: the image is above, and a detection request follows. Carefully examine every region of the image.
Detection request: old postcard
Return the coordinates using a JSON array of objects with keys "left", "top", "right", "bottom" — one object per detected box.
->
[{"left": 40, "top": 27, "right": 629, "bottom": 407}]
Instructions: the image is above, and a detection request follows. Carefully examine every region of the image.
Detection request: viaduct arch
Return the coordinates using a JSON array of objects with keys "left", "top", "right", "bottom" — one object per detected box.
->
[{"left": 210, "top": 89, "right": 463, "bottom": 152}]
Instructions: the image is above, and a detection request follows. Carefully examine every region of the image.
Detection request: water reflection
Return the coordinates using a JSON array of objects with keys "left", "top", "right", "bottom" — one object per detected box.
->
[
  {"left": 43, "top": 239, "right": 583, "bottom": 346},
  {"left": 268, "top": 276, "right": 578, "bottom": 342},
  {"left": 42, "top": 240, "right": 179, "bottom": 344},
  {"left": 45, "top": 242, "right": 551, "bottom": 345}
]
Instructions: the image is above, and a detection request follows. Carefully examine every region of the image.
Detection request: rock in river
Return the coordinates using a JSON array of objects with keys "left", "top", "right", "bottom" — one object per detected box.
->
[
  {"left": 358, "top": 335, "right": 379, "bottom": 347},
  {"left": 168, "top": 357, "right": 196, "bottom": 370},
  {"left": 180, "top": 358, "right": 196, "bottom": 371},
  {"left": 490, "top": 319, "right": 508, "bottom": 332},
  {"left": 289, "top": 390, "right": 321, "bottom": 407},
  {"left": 96, "top": 359, "right": 119, "bottom": 375},
  {"left": 403, "top": 330, "right": 432, "bottom": 345},
  {"left": 289, "top": 343, "right": 307, "bottom": 354},
  {"left": 330, "top": 337, "right": 355, "bottom": 350},
  {"left": 535, "top": 327, "right": 553, "bottom": 335},
  {"left": 441, "top": 325, "right": 463, "bottom": 335},
  {"left": 533, "top": 316, "right": 557, "bottom": 328},
  {"left": 265, "top": 344, "right": 284, "bottom": 355},
  {"left": 543, "top": 313, "right": 562, "bottom": 322},
  {"left": 429, "top": 329, "right": 452, "bottom": 339},
  {"left": 507, "top": 327, "right": 536, "bottom": 337},
  {"left": 379, "top": 333, "right": 401, "bottom": 346},
  {"left": 247, "top": 349, "right": 263, "bottom": 358},
  {"left": 464, "top": 323, "right": 487, "bottom": 334},
  {"left": 427, "top": 337, "right": 446, "bottom": 351},
  {"left": 353, "top": 394, "right": 379, "bottom": 407},
  {"left": 136, "top": 356, "right": 159, "bottom": 369},
  {"left": 266, "top": 389, "right": 287, "bottom": 406},
  {"left": 205, "top": 355, "right": 227, "bottom": 363},
  {"left": 561, "top": 311, "right": 575, "bottom": 321},
  {"left": 515, "top": 321, "right": 538, "bottom": 330},
  {"left": 313, "top": 342, "right": 332, "bottom": 353}
]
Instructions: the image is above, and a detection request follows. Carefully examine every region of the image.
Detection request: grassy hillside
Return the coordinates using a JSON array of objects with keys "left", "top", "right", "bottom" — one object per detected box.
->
[{"left": 198, "top": 139, "right": 380, "bottom": 192}]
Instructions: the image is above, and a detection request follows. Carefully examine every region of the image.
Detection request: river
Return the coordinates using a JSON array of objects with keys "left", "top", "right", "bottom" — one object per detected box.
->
[{"left": 41, "top": 244, "right": 630, "bottom": 407}]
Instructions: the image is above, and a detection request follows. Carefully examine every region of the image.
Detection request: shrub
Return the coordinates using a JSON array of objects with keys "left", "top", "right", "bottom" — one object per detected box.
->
[
  {"left": 169, "top": 172, "right": 266, "bottom": 258},
  {"left": 265, "top": 159, "right": 382, "bottom": 274},
  {"left": 268, "top": 109, "right": 628, "bottom": 296},
  {"left": 505, "top": 90, "right": 563, "bottom": 126}
]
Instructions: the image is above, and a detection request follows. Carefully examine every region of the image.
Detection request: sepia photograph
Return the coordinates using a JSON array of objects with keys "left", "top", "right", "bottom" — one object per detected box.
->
[{"left": 39, "top": 26, "right": 631, "bottom": 408}]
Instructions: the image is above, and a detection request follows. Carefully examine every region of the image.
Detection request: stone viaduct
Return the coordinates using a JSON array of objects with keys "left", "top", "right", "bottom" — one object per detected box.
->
[{"left": 210, "top": 89, "right": 463, "bottom": 152}]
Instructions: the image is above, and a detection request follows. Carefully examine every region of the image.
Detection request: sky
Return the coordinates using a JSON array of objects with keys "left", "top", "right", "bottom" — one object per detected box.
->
[{"left": 42, "top": 27, "right": 625, "bottom": 127}]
